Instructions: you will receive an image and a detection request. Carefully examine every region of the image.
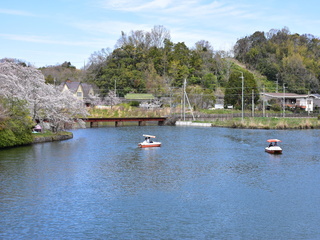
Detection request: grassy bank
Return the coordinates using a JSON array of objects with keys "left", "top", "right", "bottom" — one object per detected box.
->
[
  {"left": 210, "top": 117, "right": 320, "bottom": 129},
  {"left": 89, "top": 105, "right": 171, "bottom": 118},
  {"left": 32, "top": 131, "right": 73, "bottom": 143}
]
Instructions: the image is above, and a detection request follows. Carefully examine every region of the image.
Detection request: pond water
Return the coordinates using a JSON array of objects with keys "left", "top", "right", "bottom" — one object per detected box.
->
[{"left": 1, "top": 126, "right": 320, "bottom": 239}]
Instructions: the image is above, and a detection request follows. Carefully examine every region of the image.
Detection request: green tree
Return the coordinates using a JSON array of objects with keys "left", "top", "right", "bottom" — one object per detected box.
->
[
  {"left": 224, "top": 70, "right": 259, "bottom": 109},
  {"left": 45, "top": 74, "right": 54, "bottom": 84},
  {"left": 202, "top": 73, "right": 217, "bottom": 91},
  {"left": 186, "top": 85, "right": 215, "bottom": 109},
  {"left": 86, "top": 26, "right": 236, "bottom": 103},
  {"left": 0, "top": 98, "right": 33, "bottom": 148},
  {"left": 234, "top": 27, "right": 320, "bottom": 93}
]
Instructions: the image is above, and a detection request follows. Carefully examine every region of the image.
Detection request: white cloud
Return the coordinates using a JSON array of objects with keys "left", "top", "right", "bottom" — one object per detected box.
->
[
  {"left": 169, "top": 26, "right": 236, "bottom": 51},
  {"left": 99, "top": 0, "right": 257, "bottom": 21},
  {"left": 2, "top": 0, "right": 319, "bottom": 68},
  {"left": 0, "top": 33, "right": 107, "bottom": 47},
  {"left": 0, "top": 8, "right": 34, "bottom": 16},
  {"left": 72, "top": 20, "right": 151, "bottom": 36},
  {"left": 100, "top": 0, "right": 172, "bottom": 11},
  {"left": 72, "top": 1, "right": 257, "bottom": 51}
]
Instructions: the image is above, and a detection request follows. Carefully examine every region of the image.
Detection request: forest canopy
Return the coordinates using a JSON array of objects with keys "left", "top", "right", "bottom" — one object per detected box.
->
[
  {"left": 233, "top": 27, "right": 320, "bottom": 94},
  {"left": 84, "top": 25, "right": 231, "bottom": 100},
  {"left": 38, "top": 26, "right": 320, "bottom": 103}
]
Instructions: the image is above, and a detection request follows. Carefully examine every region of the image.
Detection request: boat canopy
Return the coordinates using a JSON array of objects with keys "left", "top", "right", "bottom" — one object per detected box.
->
[
  {"left": 143, "top": 134, "right": 156, "bottom": 138},
  {"left": 267, "top": 139, "right": 282, "bottom": 142}
]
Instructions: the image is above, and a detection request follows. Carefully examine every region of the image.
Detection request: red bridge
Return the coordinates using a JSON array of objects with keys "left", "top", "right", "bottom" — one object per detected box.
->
[{"left": 81, "top": 117, "right": 167, "bottom": 127}]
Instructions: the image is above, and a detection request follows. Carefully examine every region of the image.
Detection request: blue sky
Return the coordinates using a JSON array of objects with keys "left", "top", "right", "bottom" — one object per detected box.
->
[{"left": 1, "top": 0, "right": 319, "bottom": 69}]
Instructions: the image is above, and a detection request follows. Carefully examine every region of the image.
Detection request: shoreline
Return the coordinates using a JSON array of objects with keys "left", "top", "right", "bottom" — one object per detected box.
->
[
  {"left": 0, "top": 132, "right": 73, "bottom": 150},
  {"left": 2, "top": 118, "right": 318, "bottom": 149},
  {"left": 32, "top": 132, "right": 73, "bottom": 144},
  {"left": 176, "top": 117, "right": 320, "bottom": 129}
]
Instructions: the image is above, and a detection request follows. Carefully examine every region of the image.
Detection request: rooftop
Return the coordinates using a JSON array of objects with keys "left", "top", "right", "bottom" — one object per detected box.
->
[
  {"left": 262, "top": 92, "right": 309, "bottom": 98},
  {"left": 125, "top": 93, "right": 155, "bottom": 100}
]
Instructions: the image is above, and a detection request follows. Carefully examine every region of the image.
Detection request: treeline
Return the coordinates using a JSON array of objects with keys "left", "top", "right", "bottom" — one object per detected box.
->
[
  {"left": 234, "top": 27, "right": 320, "bottom": 93},
  {"left": 39, "top": 61, "right": 85, "bottom": 85},
  {"left": 84, "top": 25, "right": 233, "bottom": 98},
  {"left": 39, "top": 26, "right": 320, "bottom": 101}
]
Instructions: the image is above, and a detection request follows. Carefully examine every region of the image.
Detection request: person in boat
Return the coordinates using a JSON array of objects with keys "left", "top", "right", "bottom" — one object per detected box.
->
[
  {"left": 143, "top": 136, "right": 154, "bottom": 144},
  {"left": 269, "top": 142, "right": 273, "bottom": 147},
  {"left": 144, "top": 137, "right": 151, "bottom": 143}
]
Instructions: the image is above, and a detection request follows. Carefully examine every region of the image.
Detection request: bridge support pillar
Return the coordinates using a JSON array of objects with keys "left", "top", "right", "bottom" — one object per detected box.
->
[
  {"left": 138, "top": 121, "right": 146, "bottom": 126},
  {"left": 90, "top": 122, "right": 99, "bottom": 128},
  {"left": 158, "top": 121, "right": 164, "bottom": 126},
  {"left": 115, "top": 121, "right": 123, "bottom": 127}
]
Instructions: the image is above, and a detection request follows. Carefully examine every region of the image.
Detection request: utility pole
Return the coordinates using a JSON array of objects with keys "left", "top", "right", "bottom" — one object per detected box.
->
[
  {"left": 183, "top": 79, "right": 186, "bottom": 121},
  {"left": 240, "top": 72, "right": 244, "bottom": 121},
  {"left": 276, "top": 74, "right": 279, "bottom": 93},
  {"left": 181, "top": 99, "right": 183, "bottom": 120},
  {"left": 283, "top": 83, "right": 286, "bottom": 117},
  {"left": 307, "top": 91, "right": 310, "bottom": 115},
  {"left": 183, "top": 78, "right": 195, "bottom": 121},
  {"left": 252, "top": 89, "right": 254, "bottom": 117},
  {"left": 263, "top": 86, "right": 265, "bottom": 117},
  {"left": 169, "top": 87, "right": 172, "bottom": 115}
]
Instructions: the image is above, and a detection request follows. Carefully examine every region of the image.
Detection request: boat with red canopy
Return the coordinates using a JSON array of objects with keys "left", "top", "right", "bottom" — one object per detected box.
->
[
  {"left": 265, "top": 139, "right": 282, "bottom": 154},
  {"left": 138, "top": 134, "right": 161, "bottom": 148}
]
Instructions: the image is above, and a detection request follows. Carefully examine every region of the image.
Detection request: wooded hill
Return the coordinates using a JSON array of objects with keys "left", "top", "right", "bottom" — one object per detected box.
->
[
  {"left": 41, "top": 26, "right": 320, "bottom": 100},
  {"left": 83, "top": 26, "right": 229, "bottom": 101},
  {"left": 234, "top": 27, "right": 320, "bottom": 94}
]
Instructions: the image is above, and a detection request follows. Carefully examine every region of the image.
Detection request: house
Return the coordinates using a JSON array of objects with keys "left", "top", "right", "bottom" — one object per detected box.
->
[
  {"left": 60, "top": 81, "right": 96, "bottom": 106},
  {"left": 311, "top": 94, "right": 320, "bottom": 109},
  {"left": 124, "top": 93, "right": 163, "bottom": 108},
  {"left": 214, "top": 104, "right": 224, "bottom": 109},
  {"left": 260, "top": 92, "right": 314, "bottom": 111}
]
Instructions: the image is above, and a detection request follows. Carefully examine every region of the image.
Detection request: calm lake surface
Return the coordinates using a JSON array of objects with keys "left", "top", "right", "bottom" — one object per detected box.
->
[{"left": 1, "top": 126, "right": 320, "bottom": 239}]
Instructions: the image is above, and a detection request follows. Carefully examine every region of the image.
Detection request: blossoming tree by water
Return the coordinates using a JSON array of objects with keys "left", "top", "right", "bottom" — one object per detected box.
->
[{"left": 0, "top": 60, "right": 88, "bottom": 132}]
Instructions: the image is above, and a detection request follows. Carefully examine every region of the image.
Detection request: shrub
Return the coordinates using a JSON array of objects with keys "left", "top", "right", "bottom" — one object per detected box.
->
[
  {"left": 0, "top": 99, "right": 33, "bottom": 148},
  {"left": 271, "top": 103, "right": 281, "bottom": 112},
  {"left": 128, "top": 101, "right": 139, "bottom": 107}
]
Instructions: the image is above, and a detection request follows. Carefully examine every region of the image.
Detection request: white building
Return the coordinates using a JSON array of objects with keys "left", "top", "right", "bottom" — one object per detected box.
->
[{"left": 260, "top": 92, "right": 314, "bottom": 111}]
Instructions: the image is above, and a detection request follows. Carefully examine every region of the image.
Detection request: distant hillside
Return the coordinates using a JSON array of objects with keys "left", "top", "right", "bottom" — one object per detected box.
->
[
  {"left": 39, "top": 27, "right": 320, "bottom": 97},
  {"left": 39, "top": 61, "right": 85, "bottom": 85},
  {"left": 233, "top": 27, "right": 320, "bottom": 94}
]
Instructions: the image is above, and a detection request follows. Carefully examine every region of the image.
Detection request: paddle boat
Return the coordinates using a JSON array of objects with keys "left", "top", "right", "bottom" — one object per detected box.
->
[
  {"left": 265, "top": 139, "right": 282, "bottom": 154},
  {"left": 138, "top": 134, "right": 161, "bottom": 148}
]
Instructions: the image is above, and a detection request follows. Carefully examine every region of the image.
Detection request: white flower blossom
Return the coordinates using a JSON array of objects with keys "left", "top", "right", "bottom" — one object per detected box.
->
[{"left": 0, "top": 61, "right": 88, "bottom": 132}]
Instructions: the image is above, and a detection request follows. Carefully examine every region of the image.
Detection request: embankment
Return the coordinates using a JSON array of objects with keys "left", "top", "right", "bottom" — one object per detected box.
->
[{"left": 32, "top": 132, "right": 73, "bottom": 143}]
